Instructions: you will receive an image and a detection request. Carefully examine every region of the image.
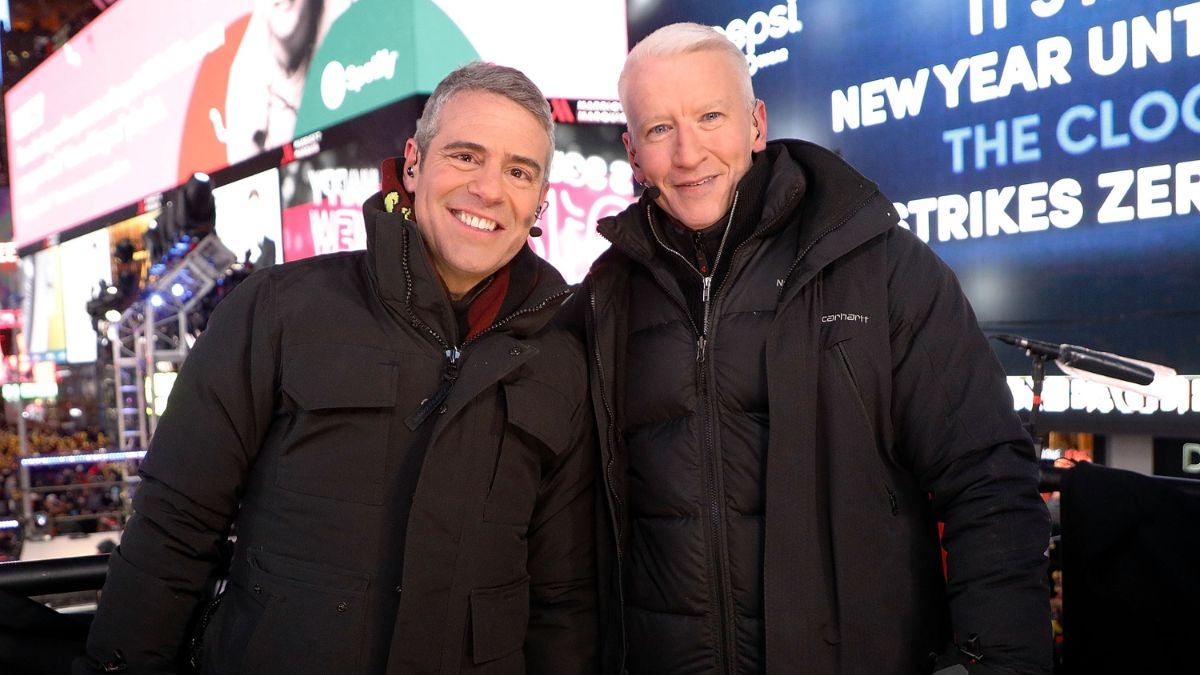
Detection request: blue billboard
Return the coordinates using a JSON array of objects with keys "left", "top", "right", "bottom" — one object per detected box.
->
[{"left": 629, "top": 0, "right": 1200, "bottom": 373}]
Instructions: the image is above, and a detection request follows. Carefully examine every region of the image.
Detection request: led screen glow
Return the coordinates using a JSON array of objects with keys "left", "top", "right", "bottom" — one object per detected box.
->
[
  {"left": 213, "top": 168, "right": 283, "bottom": 267},
  {"left": 5, "top": 0, "right": 626, "bottom": 248},
  {"left": 629, "top": 0, "right": 1200, "bottom": 376}
]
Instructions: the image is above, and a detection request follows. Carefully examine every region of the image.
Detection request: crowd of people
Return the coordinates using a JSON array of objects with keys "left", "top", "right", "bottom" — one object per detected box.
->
[{"left": 0, "top": 424, "right": 129, "bottom": 536}]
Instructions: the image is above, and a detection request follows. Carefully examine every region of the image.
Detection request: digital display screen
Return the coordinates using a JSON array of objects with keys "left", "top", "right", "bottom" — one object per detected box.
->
[
  {"left": 213, "top": 168, "right": 284, "bottom": 267},
  {"left": 628, "top": 0, "right": 1200, "bottom": 374},
  {"left": 6, "top": 0, "right": 627, "bottom": 248}
]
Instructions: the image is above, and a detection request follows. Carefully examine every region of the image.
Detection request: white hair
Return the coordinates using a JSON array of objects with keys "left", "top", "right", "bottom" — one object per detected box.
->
[{"left": 618, "top": 22, "right": 756, "bottom": 113}]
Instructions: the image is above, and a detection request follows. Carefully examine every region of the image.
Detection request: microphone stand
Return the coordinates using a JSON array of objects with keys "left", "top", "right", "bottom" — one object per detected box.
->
[{"left": 1026, "top": 352, "right": 1049, "bottom": 456}]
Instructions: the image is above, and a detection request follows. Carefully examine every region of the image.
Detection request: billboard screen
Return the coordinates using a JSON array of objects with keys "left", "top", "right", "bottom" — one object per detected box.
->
[
  {"left": 6, "top": 0, "right": 627, "bottom": 248},
  {"left": 536, "top": 111, "right": 635, "bottom": 283},
  {"left": 627, "top": 0, "right": 1200, "bottom": 376},
  {"left": 213, "top": 168, "right": 284, "bottom": 267}
]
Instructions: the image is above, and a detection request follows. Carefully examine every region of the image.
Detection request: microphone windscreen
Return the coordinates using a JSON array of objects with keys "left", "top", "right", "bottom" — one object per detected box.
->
[{"left": 643, "top": 185, "right": 661, "bottom": 200}]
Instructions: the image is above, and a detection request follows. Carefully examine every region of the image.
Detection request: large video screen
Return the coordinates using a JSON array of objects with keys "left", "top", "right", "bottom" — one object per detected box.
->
[
  {"left": 277, "top": 94, "right": 418, "bottom": 262},
  {"left": 536, "top": 113, "right": 635, "bottom": 283},
  {"left": 59, "top": 228, "right": 115, "bottom": 364},
  {"left": 213, "top": 168, "right": 284, "bottom": 267},
  {"left": 19, "top": 227, "right": 111, "bottom": 364},
  {"left": 6, "top": 0, "right": 626, "bottom": 248},
  {"left": 628, "top": 1, "right": 1200, "bottom": 375}
]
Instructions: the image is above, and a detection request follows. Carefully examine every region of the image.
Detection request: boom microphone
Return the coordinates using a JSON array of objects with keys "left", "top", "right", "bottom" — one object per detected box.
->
[{"left": 992, "top": 334, "right": 1156, "bottom": 386}]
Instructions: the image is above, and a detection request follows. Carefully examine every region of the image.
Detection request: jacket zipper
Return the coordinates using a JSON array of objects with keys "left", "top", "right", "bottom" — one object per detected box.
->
[
  {"left": 646, "top": 195, "right": 741, "bottom": 675},
  {"left": 187, "top": 591, "right": 224, "bottom": 671},
  {"left": 590, "top": 289, "right": 629, "bottom": 668},
  {"left": 398, "top": 229, "right": 570, "bottom": 430},
  {"left": 590, "top": 290, "right": 625, "bottom": 560}
]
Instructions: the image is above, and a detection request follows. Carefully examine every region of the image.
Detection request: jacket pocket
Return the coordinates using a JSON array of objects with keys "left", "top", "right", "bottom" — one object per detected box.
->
[
  {"left": 221, "top": 548, "right": 370, "bottom": 674},
  {"left": 277, "top": 343, "right": 398, "bottom": 505},
  {"left": 469, "top": 575, "right": 531, "bottom": 665},
  {"left": 832, "top": 339, "right": 899, "bottom": 517},
  {"left": 502, "top": 377, "right": 576, "bottom": 457},
  {"left": 483, "top": 379, "right": 578, "bottom": 525}
]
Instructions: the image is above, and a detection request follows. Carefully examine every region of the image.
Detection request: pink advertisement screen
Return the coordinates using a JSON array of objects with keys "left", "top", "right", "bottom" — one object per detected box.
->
[{"left": 5, "top": 0, "right": 627, "bottom": 249}]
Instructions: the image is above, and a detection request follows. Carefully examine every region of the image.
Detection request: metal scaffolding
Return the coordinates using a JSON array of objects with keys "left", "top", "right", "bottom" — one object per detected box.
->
[{"left": 109, "top": 235, "right": 236, "bottom": 450}]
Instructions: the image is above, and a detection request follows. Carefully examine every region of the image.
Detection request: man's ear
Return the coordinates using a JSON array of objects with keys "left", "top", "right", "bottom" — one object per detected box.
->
[
  {"left": 622, "top": 131, "right": 644, "bottom": 183},
  {"left": 752, "top": 98, "right": 768, "bottom": 152},
  {"left": 402, "top": 138, "right": 420, "bottom": 192}
]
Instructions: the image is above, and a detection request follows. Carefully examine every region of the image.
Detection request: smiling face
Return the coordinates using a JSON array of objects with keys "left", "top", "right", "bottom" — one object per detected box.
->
[
  {"left": 622, "top": 49, "right": 767, "bottom": 231},
  {"left": 402, "top": 90, "right": 550, "bottom": 299}
]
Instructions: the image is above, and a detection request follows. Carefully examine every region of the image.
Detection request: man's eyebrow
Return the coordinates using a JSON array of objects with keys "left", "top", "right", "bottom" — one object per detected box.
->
[
  {"left": 441, "top": 140, "right": 543, "bottom": 177},
  {"left": 442, "top": 140, "right": 487, "bottom": 156}
]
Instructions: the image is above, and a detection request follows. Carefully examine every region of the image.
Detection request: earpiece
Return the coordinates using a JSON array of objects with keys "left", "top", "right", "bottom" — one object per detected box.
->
[{"left": 406, "top": 166, "right": 414, "bottom": 177}]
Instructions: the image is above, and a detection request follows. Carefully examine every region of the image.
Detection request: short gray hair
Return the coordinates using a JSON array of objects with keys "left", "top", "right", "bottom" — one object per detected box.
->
[
  {"left": 414, "top": 61, "right": 555, "bottom": 174},
  {"left": 619, "top": 22, "right": 755, "bottom": 112}
]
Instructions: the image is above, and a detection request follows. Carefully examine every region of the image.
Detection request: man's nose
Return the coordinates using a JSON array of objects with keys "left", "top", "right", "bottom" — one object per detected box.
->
[
  {"left": 672, "top": 125, "right": 705, "bottom": 168},
  {"left": 468, "top": 166, "right": 505, "bottom": 203}
]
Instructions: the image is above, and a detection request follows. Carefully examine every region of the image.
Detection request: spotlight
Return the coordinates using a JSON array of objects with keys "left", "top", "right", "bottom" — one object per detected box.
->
[
  {"left": 149, "top": 294, "right": 164, "bottom": 308},
  {"left": 170, "top": 283, "right": 186, "bottom": 298}
]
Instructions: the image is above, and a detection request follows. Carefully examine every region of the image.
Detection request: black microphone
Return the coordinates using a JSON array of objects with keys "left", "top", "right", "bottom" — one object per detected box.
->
[
  {"left": 992, "top": 334, "right": 1155, "bottom": 386},
  {"left": 642, "top": 184, "right": 661, "bottom": 200}
]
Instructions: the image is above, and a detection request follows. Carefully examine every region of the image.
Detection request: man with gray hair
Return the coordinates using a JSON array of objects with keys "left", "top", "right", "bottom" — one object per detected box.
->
[
  {"left": 79, "top": 61, "right": 597, "bottom": 675},
  {"left": 577, "top": 22, "right": 1051, "bottom": 675}
]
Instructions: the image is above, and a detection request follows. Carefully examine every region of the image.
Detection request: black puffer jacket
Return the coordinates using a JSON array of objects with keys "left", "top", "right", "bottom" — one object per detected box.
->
[
  {"left": 581, "top": 141, "right": 1051, "bottom": 674},
  {"left": 79, "top": 193, "right": 598, "bottom": 675}
]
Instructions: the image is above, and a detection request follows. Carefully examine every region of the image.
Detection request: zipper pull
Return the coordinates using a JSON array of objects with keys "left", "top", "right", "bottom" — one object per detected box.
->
[
  {"left": 697, "top": 335, "right": 707, "bottom": 363},
  {"left": 405, "top": 348, "right": 462, "bottom": 430},
  {"left": 702, "top": 276, "right": 712, "bottom": 303}
]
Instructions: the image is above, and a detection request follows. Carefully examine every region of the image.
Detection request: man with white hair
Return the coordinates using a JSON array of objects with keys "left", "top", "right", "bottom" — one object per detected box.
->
[{"left": 578, "top": 22, "right": 1051, "bottom": 675}]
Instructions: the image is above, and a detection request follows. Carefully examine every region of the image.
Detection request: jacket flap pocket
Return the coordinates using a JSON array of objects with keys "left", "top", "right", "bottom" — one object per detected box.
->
[
  {"left": 247, "top": 548, "right": 369, "bottom": 593},
  {"left": 470, "top": 576, "right": 530, "bottom": 664},
  {"left": 282, "top": 343, "right": 397, "bottom": 410},
  {"left": 504, "top": 379, "right": 577, "bottom": 456}
]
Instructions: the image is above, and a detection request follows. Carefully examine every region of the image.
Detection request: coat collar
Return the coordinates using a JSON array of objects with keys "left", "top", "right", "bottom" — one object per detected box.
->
[{"left": 593, "top": 139, "right": 895, "bottom": 281}]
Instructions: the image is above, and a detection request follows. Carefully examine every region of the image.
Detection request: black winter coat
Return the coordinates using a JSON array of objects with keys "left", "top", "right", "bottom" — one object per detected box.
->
[
  {"left": 581, "top": 141, "right": 1051, "bottom": 674},
  {"left": 79, "top": 193, "right": 598, "bottom": 674}
]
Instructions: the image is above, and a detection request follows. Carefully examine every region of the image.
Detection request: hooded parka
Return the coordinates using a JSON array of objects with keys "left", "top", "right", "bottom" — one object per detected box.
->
[
  {"left": 581, "top": 141, "right": 1050, "bottom": 675},
  {"left": 79, "top": 191, "right": 598, "bottom": 675}
]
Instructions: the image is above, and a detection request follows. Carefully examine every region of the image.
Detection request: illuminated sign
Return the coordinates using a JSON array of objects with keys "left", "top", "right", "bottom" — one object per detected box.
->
[
  {"left": 1008, "top": 375, "right": 1200, "bottom": 416},
  {"left": 6, "top": 0, "right": 627, "bottom": 248},
  {"left": 712, "top": 0, "right": 804, "bottom": 75},
  {"left": 534, "top": 150, "right": 635, "bottom": 283},
  {"left": 630, "top": 1, "right": 1200, "bottom": 377},
  {"left": 2, "top": 381, "right": 59, "bottom": 401}
]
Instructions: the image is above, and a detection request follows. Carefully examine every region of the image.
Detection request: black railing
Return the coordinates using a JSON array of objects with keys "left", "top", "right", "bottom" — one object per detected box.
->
[{"left": 0, "top": 554, "right": 109, "bottom": 596}]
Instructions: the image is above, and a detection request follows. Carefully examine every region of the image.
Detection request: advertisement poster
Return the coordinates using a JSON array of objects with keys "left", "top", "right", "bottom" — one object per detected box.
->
[
  {"left": 7, "top": 0, "right": 627, "bottom": 248},
  {"left": 534, "top": 116, "right": 635, "bottom": 283}
]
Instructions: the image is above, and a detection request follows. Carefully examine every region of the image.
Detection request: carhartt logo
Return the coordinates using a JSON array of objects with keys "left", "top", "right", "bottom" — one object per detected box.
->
[{"left": 822, "top": 313, "right": 870, "bottom": 323}]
